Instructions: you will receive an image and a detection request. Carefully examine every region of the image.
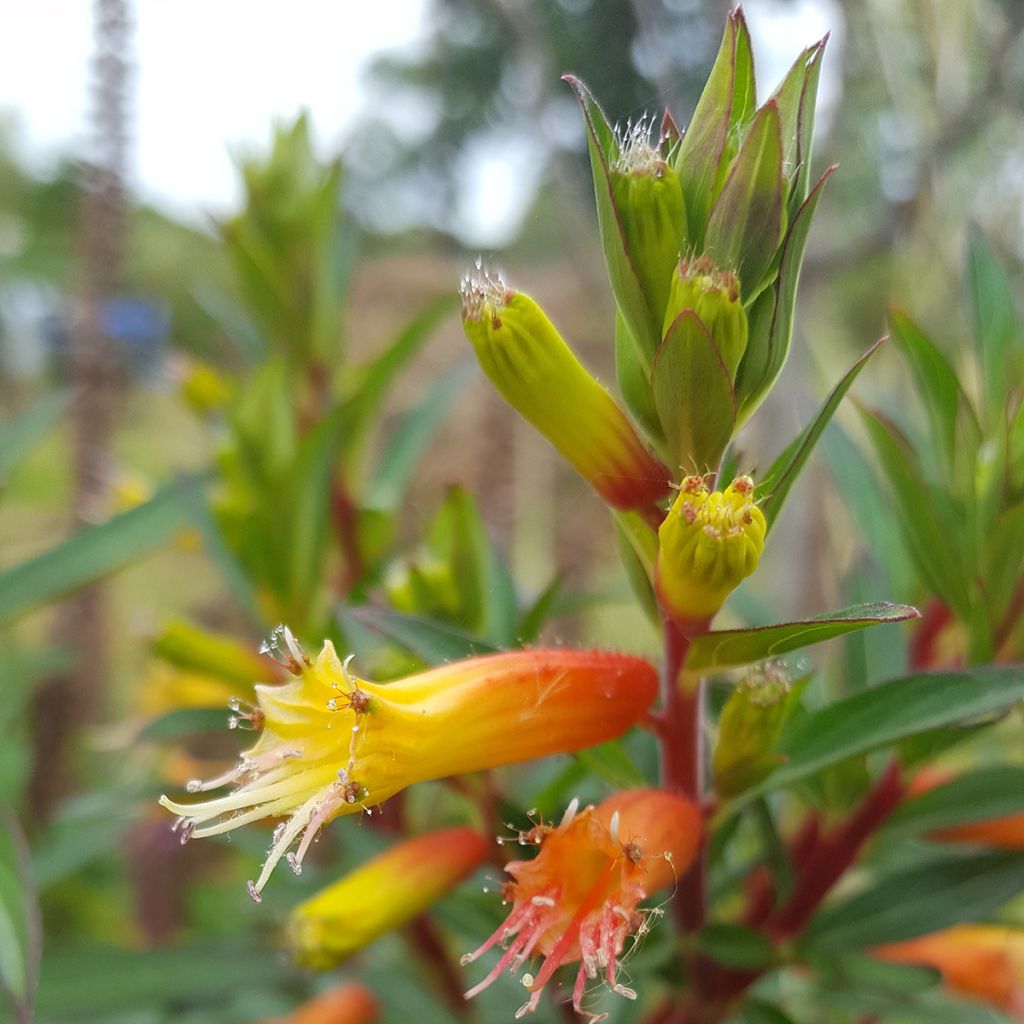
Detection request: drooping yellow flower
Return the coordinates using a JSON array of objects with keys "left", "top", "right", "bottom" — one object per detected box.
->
[
  {"left": 657, "top": 474, "right": 765, "bottom": 627},
  {"left": 874, "top": 925, "right": 1024, "bottom": 1016},
  {"left": 290, "top": 826, "right": 488, "bottom": 969},
  {"left": 160, "top": 627, "right": 658, "bottom": 899},
  {"left": 463, "top": 789, "right": 702, "bottom": 1021},
  {"left": 461, "top": 264, "right": 671, "bottom": 511}
]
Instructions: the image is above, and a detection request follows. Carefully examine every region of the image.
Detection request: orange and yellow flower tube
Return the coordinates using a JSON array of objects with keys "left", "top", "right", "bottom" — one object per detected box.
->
[
  {"left": 463, "top": 788, "right": 701, "bottom": 1020},
  {"left": 261, "top": 982, "right": 378, "bottom": 1024},
  {"left": 160, "top": 629, "right": 658, "bottom": 897},
  {"left": 289, "top": 827, "right": 488, "bottom": 969},
  {"left": 874, "top": 925, "right": 1024, "bottom": 1016}
]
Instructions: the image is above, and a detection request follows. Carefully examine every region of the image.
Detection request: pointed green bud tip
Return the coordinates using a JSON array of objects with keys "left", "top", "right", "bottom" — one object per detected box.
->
[
  {"left": 656, "top": 474, "right": 765, "bottom": 626},
  {"left": 712, "top": 662, "right": 790, "bottom": 798},
  {"left": 609, "top": 117, "right": 687, "bottom": 329},
  {"left": 460, "top": 262, "right": 671, "bottom": 510},
  {"left": 663, "top": 255, "right": 748, "bottom": 378}
]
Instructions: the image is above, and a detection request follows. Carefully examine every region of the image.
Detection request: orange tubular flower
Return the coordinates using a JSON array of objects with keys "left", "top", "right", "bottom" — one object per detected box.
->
[
  {"left": 160, "top": 627, "right": 658, "bottom": 899},
  {"left": 290, "top": 827, "right": 489, "bottom": 968},
  {"left": 874, "top": 925, "right": 1024, "bottom": 1016},
  {"left": 262, "top": 982, "right": 378, "bottom": 1024},
  {"left": 463, "top": 789, "right": 701, "bottom": 1021}
]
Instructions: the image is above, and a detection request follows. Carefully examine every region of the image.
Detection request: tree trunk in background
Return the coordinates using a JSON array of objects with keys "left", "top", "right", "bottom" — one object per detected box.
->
[{"left": 27, "top": 0, "right": 130, "bottom": 827}]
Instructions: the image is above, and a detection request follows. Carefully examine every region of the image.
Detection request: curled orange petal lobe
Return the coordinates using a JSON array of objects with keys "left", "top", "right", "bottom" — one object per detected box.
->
[
  {"left": 463, "top": 788, "right": 701, "bottom": 1021},
  {"left": 262, "top": 982, "right": 378, "bottom": 1024}
]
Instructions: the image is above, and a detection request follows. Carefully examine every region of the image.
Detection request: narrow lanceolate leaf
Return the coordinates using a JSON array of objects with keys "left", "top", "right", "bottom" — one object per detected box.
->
[
  {"left": 0, "top": 806, "right": 40, "bottom": 1024},
  {"left": 0, "top": 476, "right": 204, "bottom": 626},
  {"left": 0, "top": 390, "right": 68, "bottom": 484},
  {"left": 769, "top": 36, "right": 827, "bottom": 206},
  {"left": 686, "top": 602, "right": 918, "bottom": 671},
  {"left": 367, "top": 361, "right": 474, "bottom": 510},
  {"left": 859, "top": 408, "right": 972, "bottom": 617},
  {"left": 966, "top": 224, "right": 1019, "bottom": 421},
  {"left": 884, "top": 765, "right": 1024, "bottom": 840},
  {"left": 888, "top": 310, "right": 980, "bottom": 479},
  {"left": 673, "top": 9, "right": 756, "bottom": 245},
  {"left": 564, "top": 75, "right": 658, "bottom": 366},
  {"left": 341, "top": 293, "right": 458, "bottom": 475},
  {"left": 983, "top": 500, "right": 1024, "bottom": 623},
  {"left": 740, "top": 667, "right": 1024, "bottom": 803},
  {"left": 760, "top": 337, "right": 886, "bottom": 532},
  {"left": 805, "top": 850, "right": 1024, "bottom": 950},
  {"left": 340, "top": 606, "right": 499, "bottom": 665},
  {"left": 734, "top": 165, "right": 835, "bottom": 426},
  {"left": 704, "top": 102, "right": 786, "bottom": 301},
  {"left": 652, "top": 310, "right": 736, "bottom": 471}
]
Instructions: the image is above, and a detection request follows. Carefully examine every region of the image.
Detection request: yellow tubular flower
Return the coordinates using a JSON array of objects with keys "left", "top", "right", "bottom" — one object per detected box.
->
[
  {"left": 461, "top": 264, "right": 671, "bottom": 511},
  {"left": 657, "top": 474, "right": 766, "bottom": 627},
  {"left": 289, "top": 827, "right": 488, "bottom": 969},
  {"left": 159, "top": 627, "right": 659, "bottom": 899},
  {"left": 463, "top": 789, "right": 702, "bottom": 1021}
]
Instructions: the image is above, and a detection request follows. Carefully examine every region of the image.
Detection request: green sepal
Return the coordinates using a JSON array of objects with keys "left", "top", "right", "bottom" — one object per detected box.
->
[
  {"left": 673, "top": 10, "right": 756, "bottom": 247},
  {"left": 652, "top": 310, "right": 736, "bottom": 472},
  {"left": 705, "top": 101, "right": 786, "bottom": 302},
  {"left": 564, "top": 75, "right": 659, "bottom": 366},
  {"left": 733, "top": 165, "right": 835, "bottom": 425}
]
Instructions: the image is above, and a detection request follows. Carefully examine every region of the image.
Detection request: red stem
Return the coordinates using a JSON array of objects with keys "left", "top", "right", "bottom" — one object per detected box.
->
[{"left": 768, "top": 760, "right": 904, "bottom": 939}]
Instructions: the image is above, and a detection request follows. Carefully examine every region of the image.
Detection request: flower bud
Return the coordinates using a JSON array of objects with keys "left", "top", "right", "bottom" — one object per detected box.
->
[
  {"left": 460, "top": 264, "right": 671, "bottom": 510},
  {"left": 463, "top": 789, "right": 701, "bottom": 1019},
  {"left": 712, "top": 662, "right": 789, "bottom": 797},
  {"left": 663, "top": 255, "right": 748, "bottom": 378},
  {"left": 874, "top": 926, "right": 1024, "bottom": 1015},
  {"left": 289, "top": 827, "right": 488, "bottom": 969},
  {"left": 160, "top": 629, "right": 658, "bottom": 896},
  {"left": 261, "top": 983, "right": 378, "bottom": 1024},
  {"left": 657, "top": 474, "right": 766, "bottom": 627},
  {"left": 610, "top": 121, "right": 688, "bottom": 331}
]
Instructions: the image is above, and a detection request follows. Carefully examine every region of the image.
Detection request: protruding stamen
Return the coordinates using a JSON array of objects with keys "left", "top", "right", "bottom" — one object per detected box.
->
[
  {"left": 560, "top": 796, "right": 580, "bottom": 828},
  {"left": 247, "top": 880, "right": 262, "bottom": 904}
]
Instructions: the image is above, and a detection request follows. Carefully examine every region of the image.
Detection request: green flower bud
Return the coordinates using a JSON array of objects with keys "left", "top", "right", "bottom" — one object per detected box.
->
[
  {"left": 656, "top": 474, "right": 765, "bottom": 626},
  {"left": 610, "top": 121, "right": 688, "bottom": 332},
  {"left": 712, "top": 662, "right": 790, "bottom": 798},
  {"left": 663, "top": 255, "right": 748, "bottom": 379},
  {"left": 461, "top": 264, "right": 671, "bottom": 510}
]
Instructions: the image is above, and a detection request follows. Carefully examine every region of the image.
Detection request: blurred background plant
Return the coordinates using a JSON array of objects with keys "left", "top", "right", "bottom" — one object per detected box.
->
[{"left": 0, "top": 1, "right": 1022, "bottom": 1023}]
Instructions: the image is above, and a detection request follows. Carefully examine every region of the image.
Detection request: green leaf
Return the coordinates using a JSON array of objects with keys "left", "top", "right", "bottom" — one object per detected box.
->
[
  {"left": 191, "top": 283, "right": 268, "bottom": 364},
  {"left": 686, "top": 602, "right": 919, "bottom": 671},
  {"left": 340, "top": 606, "right": 499, "bottom": 665},
  {"left": 741, "top": 1000, "right": 799, "bottom": 1024},
  {"left": 889, "top": 309, "right": 980, "bottom": 480},
  {"left": 699, "top": 923, "right": 775, "bottom": 969},
  {"left": 565, "top": 75, "right": 658, "bottom": 365},
  {"left": 673, "top": 10, "right": 756, "bottom": 245},
  {"left": 967, "top": 224, "right": 1019, "bottom": 420},
  {"left": 574, "top": 740, "right": 647, "bottom": 789},
  {"left": 0, "top": 476, "right": 204, "bottom": 626},
  {"left": 805, "top": 850, "right": 1024, "bottom": 949},
  {"left": 0, "top": 806, "right": 39, "bottom": 1024},
  {"left": 860, "top": 408, "right": 973, "bottom": 617},
  {"left": 769, "top": 37, "right": 827, "bottom": 204},
  {"left": 614, "top": 311, "right": 664, "bottom": 451},
  {"left": 983, "top": 500, "right": 1024, "bottom": 624},
  {"left": 0, "top": 390, "right": 68, "bottom": 484},
  {"left": 734, "top": 166, "right": 834, "bottom": 426},
  {"left": 342, "top": 293, "right": 457, "bottom": 473},
  {"left": 517, "top": 574, "right": 565, "bottom": 645},
  {"left": 884, "top": 765, "right": 1024, "bottom": 840},
  {"left": 652, "top": 310, "right": 736, "bottom": 470},
  {"left": 137, "top": 707, "right": 234, "bottom": 742},
  {"left": 366, "top": 361, "right": 474, "bottom": 510},
  {"left": 760, "top": 337, "right": 886, "bottom": 531},
  {"left": 705, "top": 102, "right": 786, "bottom": 300},
  {"left": 741, "top": 666, "right": 1024, "bottom": 803}
]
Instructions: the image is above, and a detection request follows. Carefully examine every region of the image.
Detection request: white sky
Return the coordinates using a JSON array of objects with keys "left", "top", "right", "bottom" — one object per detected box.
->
[{"left": 0, "top": 0, "right": 840, "bottom": 244}]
